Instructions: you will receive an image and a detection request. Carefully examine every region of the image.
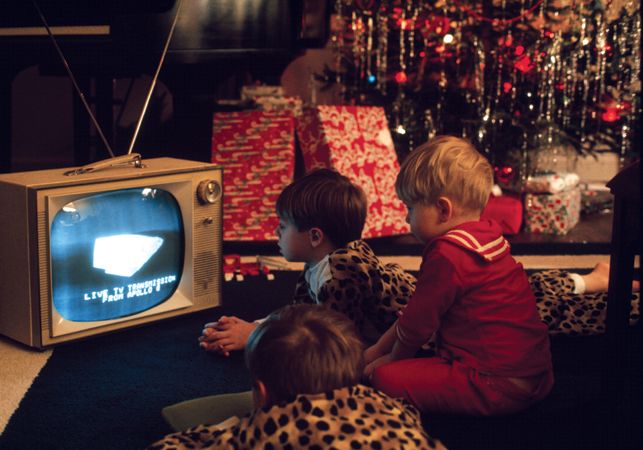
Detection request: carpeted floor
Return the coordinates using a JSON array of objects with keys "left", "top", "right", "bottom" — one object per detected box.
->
[
  {"left": 1, "top": 269, "right": 641, "bottom": 450},
  {"left": 0, "top": 341, "right": 51, "bottom": 434},
  {"left": 0, "top": 272, "right": 293, "bottom": 450}
]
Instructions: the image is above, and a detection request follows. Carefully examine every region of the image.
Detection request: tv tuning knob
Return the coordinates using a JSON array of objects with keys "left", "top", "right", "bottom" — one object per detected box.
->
[{"left": 197, "top": 180, "right": 222, "bottom": 204}]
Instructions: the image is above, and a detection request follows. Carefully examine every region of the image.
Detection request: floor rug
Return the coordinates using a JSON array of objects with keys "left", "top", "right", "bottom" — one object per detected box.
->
[{"left": 1, "top": 271, "right": 640, "bottom": 449}]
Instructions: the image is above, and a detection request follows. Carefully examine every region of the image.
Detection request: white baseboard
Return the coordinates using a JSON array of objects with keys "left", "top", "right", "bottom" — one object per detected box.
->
[{"left": 247, "top": 254, "right": 637, "bottom": 272}]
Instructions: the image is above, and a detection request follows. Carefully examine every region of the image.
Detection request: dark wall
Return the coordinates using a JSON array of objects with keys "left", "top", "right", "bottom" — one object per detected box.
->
[{"left": 1, "top": 0, "right": 330, "bottom": 172}]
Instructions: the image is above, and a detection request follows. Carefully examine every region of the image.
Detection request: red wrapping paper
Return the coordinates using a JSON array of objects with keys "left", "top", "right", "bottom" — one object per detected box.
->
[
  {"left": 296, "top": 106, "right": 410, "bottom": 238},
  {"left": 212, "top": 111, "right": 295, "bottom": 241}
]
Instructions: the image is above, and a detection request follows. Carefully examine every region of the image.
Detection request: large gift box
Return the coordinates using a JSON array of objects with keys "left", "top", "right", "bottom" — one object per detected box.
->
[
  {"left": 524, "top": 187, "right": 581, "bottom": 235},
  {"left": 296, "top": 106, "right": 410, "bottom": 238},
  {"left": 211, "top": 111, "right": 295, "bottom": 241}
]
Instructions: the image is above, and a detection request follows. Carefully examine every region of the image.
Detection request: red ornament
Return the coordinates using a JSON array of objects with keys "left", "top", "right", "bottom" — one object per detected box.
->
[
  {"left": 503, "top": 82, "right": 512, "bottom": 93},
  {"left": 599, "top": 97, "right": 629, "bottom": 123},
  {"left": 515, "top": 45, "right": 525, "bottom": 56},
  {"left": 514, "top": 54, "right": 534, "bottom": 73},
  {"left": 394, "top": 71, "right": 408, "bottom": 84},
  {"left": 494, "top": 166, "right": 515, "bottom": 184},
  {"left": 601, "top": 108, "right": 620, "bottom": 123}
]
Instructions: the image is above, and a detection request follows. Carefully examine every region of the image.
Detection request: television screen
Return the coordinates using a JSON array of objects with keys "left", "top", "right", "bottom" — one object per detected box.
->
[{"left": 50, "top": 187, "right": 185, "bottom": 323}]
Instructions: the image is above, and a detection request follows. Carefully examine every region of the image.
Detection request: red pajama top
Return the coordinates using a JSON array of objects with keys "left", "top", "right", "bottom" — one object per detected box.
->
[{"left": 397, "top": 220, "right": 552, "bottom": 378}]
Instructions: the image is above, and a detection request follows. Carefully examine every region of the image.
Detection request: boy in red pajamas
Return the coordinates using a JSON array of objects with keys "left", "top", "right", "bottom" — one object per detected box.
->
[{"left": 365, "top": 136, "right": 553, "bottom": 416}]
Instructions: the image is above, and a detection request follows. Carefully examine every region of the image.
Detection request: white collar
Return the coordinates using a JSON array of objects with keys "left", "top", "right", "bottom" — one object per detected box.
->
[{"left": 304, "top": 255, "right": 332, "bottom": 302}]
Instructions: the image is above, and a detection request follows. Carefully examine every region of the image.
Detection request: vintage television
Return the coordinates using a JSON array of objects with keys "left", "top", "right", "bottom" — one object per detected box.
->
[{"left": 0, "top": 155, "right": 223, "bottom": 348}]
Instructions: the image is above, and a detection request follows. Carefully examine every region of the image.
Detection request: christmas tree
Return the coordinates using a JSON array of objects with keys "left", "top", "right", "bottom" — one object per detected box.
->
[{"left": 319, "top": 0, "right": 640, "bottom": 189}]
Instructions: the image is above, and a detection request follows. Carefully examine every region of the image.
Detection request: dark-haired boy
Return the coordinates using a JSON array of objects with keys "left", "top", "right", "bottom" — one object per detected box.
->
[
  {"left": 149, "top": 304, "right": 445, "bottom": 449},
  {"left": 199, "top": 168, "right": 416, "bottom": 354}
]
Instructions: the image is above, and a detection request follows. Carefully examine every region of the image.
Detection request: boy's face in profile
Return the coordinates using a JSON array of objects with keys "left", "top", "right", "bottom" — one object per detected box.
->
[
  {"left": 405, "top": 202, "right": 445, "bottom": 244},
  {"left": 275, "top": 218, "right": 313, "bottom": 262}
]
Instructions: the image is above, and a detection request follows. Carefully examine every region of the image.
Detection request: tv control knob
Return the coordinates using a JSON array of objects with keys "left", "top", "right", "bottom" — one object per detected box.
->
[{"left": 197, "top": 180, "right": 222, "bottom": 204}]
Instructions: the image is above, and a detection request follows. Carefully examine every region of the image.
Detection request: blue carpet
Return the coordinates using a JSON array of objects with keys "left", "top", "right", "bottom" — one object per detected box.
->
[{"left": 1, "top": 271, "right": 641, "bottom": 449}]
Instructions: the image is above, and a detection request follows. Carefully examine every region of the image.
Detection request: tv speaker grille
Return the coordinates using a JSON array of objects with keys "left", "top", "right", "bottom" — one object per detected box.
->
[
  {"left": 192, "top": 189, "right": 222, "bottom": 301},
  {"left": 38, "top": 210, "right": 51, "bottom": 337}
]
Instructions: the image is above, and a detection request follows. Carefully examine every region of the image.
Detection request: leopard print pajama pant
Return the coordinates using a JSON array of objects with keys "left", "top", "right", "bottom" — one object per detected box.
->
[{"left": 530, "top": 269, "right": 640, "bottom": 336}]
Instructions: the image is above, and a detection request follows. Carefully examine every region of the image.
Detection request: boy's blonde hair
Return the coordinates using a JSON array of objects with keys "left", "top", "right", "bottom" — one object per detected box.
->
[
  {"left": 245, "top": 304, "right": 364, "bottom": 404},
  {"left": 276, "top": 168, "right": 367, "bottom": 247},
  {"left": 396, "top": 135, "right": 493, "bottom": 212}
]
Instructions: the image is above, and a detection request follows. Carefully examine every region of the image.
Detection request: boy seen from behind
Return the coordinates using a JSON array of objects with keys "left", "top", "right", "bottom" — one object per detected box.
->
[{"left": 150, "top": 304, "right": 445, "bottom": 450}]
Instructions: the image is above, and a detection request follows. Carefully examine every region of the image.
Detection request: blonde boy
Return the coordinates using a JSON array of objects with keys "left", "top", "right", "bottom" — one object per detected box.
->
[{"left": 364, "top": 136, "right": 554, "bottom": 416}]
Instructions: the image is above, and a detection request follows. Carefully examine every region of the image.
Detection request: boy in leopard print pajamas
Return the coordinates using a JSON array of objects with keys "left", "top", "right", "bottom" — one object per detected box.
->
[
  {"left": 148, "top": 304, "right": 446, "bottom": 450},
  {"left": 199, "top": 168, "right": 416, "bottom": 353}
]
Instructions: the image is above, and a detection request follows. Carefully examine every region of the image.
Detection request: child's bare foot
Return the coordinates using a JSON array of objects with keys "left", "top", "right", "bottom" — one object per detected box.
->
[{"left": 582, "top": 262, "right": 640, "bottom": 293}]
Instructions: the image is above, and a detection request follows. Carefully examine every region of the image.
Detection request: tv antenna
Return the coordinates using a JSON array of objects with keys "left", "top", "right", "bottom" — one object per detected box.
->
[{"left": 32, "top": 0, "right": 184, "bottom": 166}]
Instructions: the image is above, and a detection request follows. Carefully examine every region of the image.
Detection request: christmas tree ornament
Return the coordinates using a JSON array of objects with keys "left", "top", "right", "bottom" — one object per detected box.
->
[{"left": 494, "top": 165, "right": 516, "bottom": 184}]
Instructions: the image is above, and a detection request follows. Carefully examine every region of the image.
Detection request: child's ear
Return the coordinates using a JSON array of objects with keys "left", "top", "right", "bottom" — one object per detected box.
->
[
  {"left": 308, "top": 227, "right": 325, "bottom": 248},
  {"left": 436, "top": 197, "right": 454, "bottom": 222},
  {"left": 252, "top": 379, "right": 270, "bottom": 409}
]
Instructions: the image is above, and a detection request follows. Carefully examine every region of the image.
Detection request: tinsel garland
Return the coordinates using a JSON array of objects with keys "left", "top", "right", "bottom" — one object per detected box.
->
[{"left": 322, "top": 0, "right": 640, "bottom": 186}]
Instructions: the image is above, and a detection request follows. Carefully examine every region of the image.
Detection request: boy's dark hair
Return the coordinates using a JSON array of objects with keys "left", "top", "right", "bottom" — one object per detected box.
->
[
  {"left": 276, "top": 168, "right": 367, "bottom": 248},
  {"left": 245, "top": 304, "right": 365, "bottom": 404}
]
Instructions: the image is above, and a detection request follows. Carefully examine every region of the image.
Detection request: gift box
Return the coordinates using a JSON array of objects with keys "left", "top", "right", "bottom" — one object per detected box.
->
[
  {"left": 481, "top": 194, "right": 523, "bottom": 235},
  {"left": 211, "top": 111, "right": 295, "bottom": 241},
  {"left": 524, "top": 187, "right": 581, "bottom": 235},
  {"left": 580, "top": 186, "right": 613, "bottom": 215},
  {"left": 296, "top": 105, "right": 410, "bottom": 238},
  {"left": 240, "top": 85, "right": 284, "bottom": 100},
  {"left": 524, "top": 172, "right": 580, "bottom": 194},
  {"left": 254, "top": 95, "right": 303, "bottom": 117}
]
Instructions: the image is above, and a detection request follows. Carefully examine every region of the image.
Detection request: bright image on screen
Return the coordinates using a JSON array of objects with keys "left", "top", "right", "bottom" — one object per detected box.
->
[{"left": 50, "top": 188, "right": 185, "bottom": 322}]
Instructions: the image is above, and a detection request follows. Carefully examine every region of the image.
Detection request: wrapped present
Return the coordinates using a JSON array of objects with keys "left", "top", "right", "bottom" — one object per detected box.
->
[
  {"left": 212, "top": 111, "right": 295, "bottom": 241},
  {"left": 481, "top": 194, "right": 523, "bottom": 235},
  {"left": 524, "top": 172, "right": 580, "bottom": 194},
  {"left": 240, "top": 85, "right": 284, "bottom": 100},
  {"left": 254, "top": 95, "right": 303, "bottom": 117},
  {"left": 524, "top": 187, "right": 581, "bottom": 235},
  {"left": 580, "top": 186, "right": 613, "bottom": 215},
  {"left": 296, "top": 105, "right": 410, "bottom": 238}
]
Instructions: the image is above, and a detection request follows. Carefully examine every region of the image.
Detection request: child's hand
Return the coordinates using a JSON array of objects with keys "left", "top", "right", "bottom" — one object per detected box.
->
[
  {"left": 363, "top": 353, "right": 392, "bottom": 379},
  {"left": 198, "top": 316, "right": 257, "bottom": 356},
  {"left": 363, "top": 343, "right": 385, "bottom": 366}
]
